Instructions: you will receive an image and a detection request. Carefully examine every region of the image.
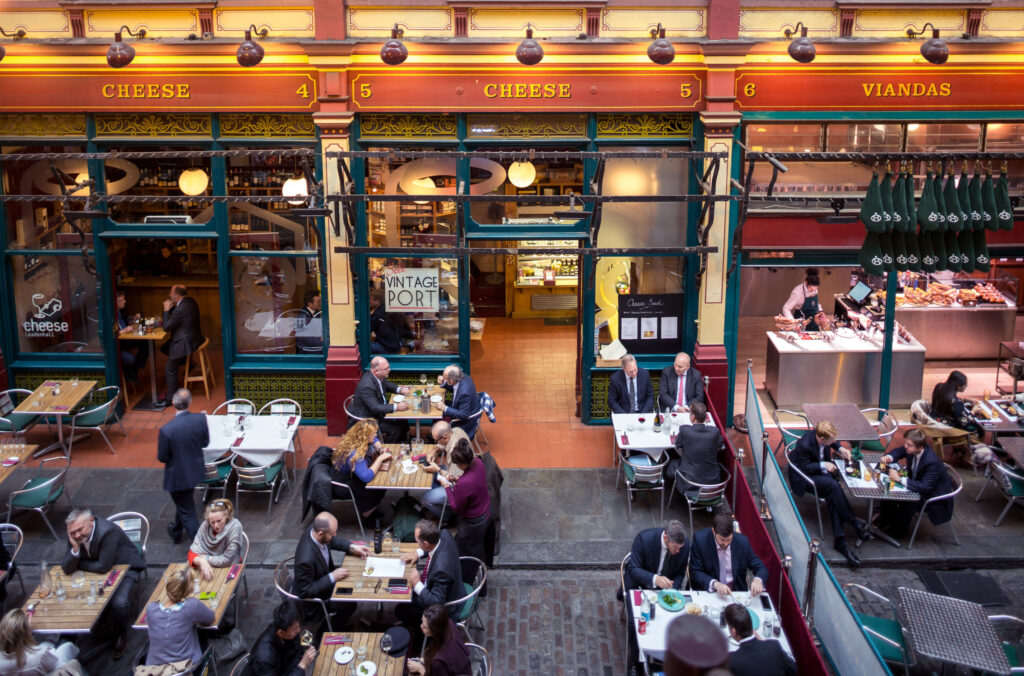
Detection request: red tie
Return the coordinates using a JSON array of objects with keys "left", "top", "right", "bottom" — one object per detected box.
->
[
  {"left": 424, "top": 553, "right": 431, "bottom": 577},
  {"left": 677, "top": 373, "right": 685, "bottom": 408}
]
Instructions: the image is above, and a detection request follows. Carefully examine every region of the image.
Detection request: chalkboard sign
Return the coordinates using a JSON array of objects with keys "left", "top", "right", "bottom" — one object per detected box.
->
[{"left": 617, "top": 293, "right": 685, "bottom": 355}]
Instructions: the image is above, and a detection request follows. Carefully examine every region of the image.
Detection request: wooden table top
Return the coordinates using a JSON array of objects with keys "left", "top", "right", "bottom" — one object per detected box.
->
[
  {"left": 15, "top": 380, "right": 97, "bottom": 416},
  {"left": 385, "top": 386, "right": 446, "bottom": 420},
  {"left": 134, "top": 562, "right": 244, "bottom": 629},
  {"left": 312, "top": 632, "right": 405, "bottom": 676},
  {"left": 332, "top": 542, "right": 418, "bottom": 603},
  {"left": 0, "top": 446, "right": 38, "bottom": 486},
  {"left": 23, "top": 565, "right": 128, "bottom": 634},
  {"left": 366, "top": 444, "right": 435, "bottom": 491},
  {"left": 117, "top": 327, "right": 168, "bottom": 342}
]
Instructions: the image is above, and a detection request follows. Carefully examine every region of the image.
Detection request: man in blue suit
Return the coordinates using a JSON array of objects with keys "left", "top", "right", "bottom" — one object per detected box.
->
[
  {"left": 437, "top": 365, "right": 481, "bottom": 438},
  {"left": 690, "top": 514, "right": 769, "bottom": 596},
  {"left": 608, "top": 354, "right": 654, "bottom": 415},
  {"left": 878, "top": 428, "right": 955, "bottom": 538},
  {"left": 624, "top": 520, "right": 690, "bottom": 590},
  {"left": 158, "top": 388, "right": 209, "bottom": 544}
]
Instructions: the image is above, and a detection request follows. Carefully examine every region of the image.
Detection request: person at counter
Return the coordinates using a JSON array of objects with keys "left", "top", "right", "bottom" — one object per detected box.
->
[
  {"left": 152, "top": 242, "right": 184, "bottom": 278},
  {"left": 658, "top": 352, "right": 704, "bottom": 412},
  {"left": 608, "top": 354, "right": 654, "bottom": 414},
  {"left": 157, "top": 285, "right": 204, "bottom": 409},
  {"left": 782, "top": 267, "right": 827, "bottom": 331},
  {"left": 876, "top": 429, "right": 955, "bottom": 539},
  {"left": 115, "top": 291, "right": 147, "bottom": 384}
]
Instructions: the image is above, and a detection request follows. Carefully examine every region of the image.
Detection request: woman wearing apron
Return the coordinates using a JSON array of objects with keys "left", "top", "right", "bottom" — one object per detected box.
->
[{"left": 782, "top": 268, "right": 824, "bottom": 331}]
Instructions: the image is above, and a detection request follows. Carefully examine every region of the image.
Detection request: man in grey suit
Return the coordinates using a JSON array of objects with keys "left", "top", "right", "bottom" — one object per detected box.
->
[
  {"left": 667, "top": 402, "right": 723, "bottom": 497},
  {"left": 348, "top": 356, "right": 412, "bottom": 442},
  {"left": 658, "top": 352, "right": 704, "bottom": 413},
  {"left": 158, "top": 389, "right": 209, "bottom": 544}
]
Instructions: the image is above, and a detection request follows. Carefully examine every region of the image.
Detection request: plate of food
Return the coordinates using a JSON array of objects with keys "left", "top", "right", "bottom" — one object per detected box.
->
[
  {"left": 658, "top": 590, "right": 686, "bottom": 612},
  {"left": 356, "top": 661, "right": 377, "bottom": 676},
  {"left": 392, "top": 395, "right": 405, "bottom": 403},
  {"left": 684, "top": 602, "right": 702, "bottom": 616},
  {"left": 333, "top": 647, "right": 355, "bottom": 664},
  {"left": 430, "top": 395, "right": 443, "bottom": 404}
]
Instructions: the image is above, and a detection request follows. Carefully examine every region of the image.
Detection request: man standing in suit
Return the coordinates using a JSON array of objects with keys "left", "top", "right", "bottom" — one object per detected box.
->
[
  {"left": 436, "top": 365, "right": 481, "bottom": 438},
  {"left": 658, "top": 352, "right": 704, "bottom": 413},
  {"left": 668, "top": 402, "right": 723, "bottom": 497},
  {"left": 292, "top": 512, "right": 370, "bottom": 628},
  {"left": 158, "top": 389, "right": 208, "bottom": 545},
  {"left": 723, "top": 603, "right": 797, "bottom": 676},
  {"left": 349, "top": 356, "right": 411, "bottom": 442},
  {"left": 624, "top": 520, "right": 690, "bottom": 590},
  {"left": 295, "top": 289, "right": 323, "bottom": 354},
  {"left": 397, "top": 519, "right": 464, "bottom": 642},
  {"left": 690, "top": 514, "right": 769, "bottom": 596},
  {"left": 787, "top": 422, "right": 871, "bottom": 566},
  {"left": 369, "top": 288, "right": 402, "bottom": 354},
  {"left": 157, "top": 284, "right": 203, "bottom": 409},
  {"left": 877, "top": 428, "right": 955, "bottom": 538},
  {"left": 63, "top": 507, "right": 147, "bottom": 659},
  {"left": 608, "top": 354, "right": 654, "bottom": 415}
]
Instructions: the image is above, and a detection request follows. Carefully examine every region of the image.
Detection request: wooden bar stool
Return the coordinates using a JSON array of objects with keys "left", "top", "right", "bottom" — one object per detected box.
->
[{"left": 184, "top": 337, "right": 214, "bottom": 399}]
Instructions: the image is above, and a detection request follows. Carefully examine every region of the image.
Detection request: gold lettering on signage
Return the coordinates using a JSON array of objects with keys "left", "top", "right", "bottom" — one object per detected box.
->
[
  {"left": 480, "top": 82, "right": 573, "bottom": 99},
  {"left": 743, "top": 83, "right": 757, "bottom": 97},
  {"left": 100, "top": 83, "right": 193, "bottom": 99},
  {"left": 861, "top": 82, "right": 951, "bottom": 97}
]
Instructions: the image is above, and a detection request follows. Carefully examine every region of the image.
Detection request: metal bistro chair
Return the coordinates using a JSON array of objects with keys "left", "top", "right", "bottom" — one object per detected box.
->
[
  {"left": 771, "top": 409, "right": 811, "bottom": 456},
  {"left": 133, "top": 639, "right": 218, "bottom": 676},
  {"left": 0, "top": 389, "right": 40, "bottom": 441},
  {"left": 620, "top": 450, "right": 668, "bottom": 523},
  {"left": 343, "top": 395, "right": 365, "bottom": 424},
  {"left": 232, "top": 455, "right": 288, "bottom": 524},
  {"left": 859, "top": 408, "right": 900, "bottom": 454},
  {"left": 461, "top": 408, "right": 487, "bottom": 455},
  {"left": 273, "top": 556, "right": 333, "bottom": 632},
  {"left": 906, "top": 463, "right": 963, "bottom": 551},
  {"left": 668, "top": 463, "right": 732, "bottom": 539},
  {"left": 197, "top": 454, "right": 234, "bottom": 503},
  {"left": 65, "top": 390, "right": 123, "bottom": 456},
  {"left": 6, "top": 456, "right": 71, "bottom": 540},
  {"left": 986, "top": 615, "right": 1024, "bottom": 674},
  {"left": 229, "top": 654, "right": 250, "bottom": 676},
  {"left": 842, "top": 583, "right": 916, "bottom": 676},
  {"left": 107, "top": 511, "right": 149, "bottom": 600},
  {"left": 0, "top": 523, "right": 27, "bottom": 598},
  {"left": 213, "top": 399, "right": 256, "bottom": 417},
  {"left": 444, "top": 556, "right": 487, "bottom": 643},
  {"left": 784, "top": 440, "right": 829, "bottom": 540},
  {"left": 329, "top": 479, "right": 366, "bottom": 536},
  {"left": 976, "top": 461, "right": 1024, "bottom": 526},
  {"left": 618, "top": 553, "right": 630, "bottom": 621},
  {"left": 466, "top": 643, "right": 492, "bottom": 676},
  {"left": 239, "top": 530, "right": 250, "bottom": 601},
  {"left": 258, "top": 398, "right": 303, "bottom": 482}
]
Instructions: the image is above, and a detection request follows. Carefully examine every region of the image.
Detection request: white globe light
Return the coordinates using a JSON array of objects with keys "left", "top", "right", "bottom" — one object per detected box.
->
[
  {"left": 507, "top": 161, "right": 536, "bottom": 188},
  {"left": 282, "top": 176, "right": 308, "bottom": 205},
  {"left": 178, "top": 168, "right": 209, "bottom": 196},
  {"left": 411, "top": 177, "right": 435, "bottom": 204}
]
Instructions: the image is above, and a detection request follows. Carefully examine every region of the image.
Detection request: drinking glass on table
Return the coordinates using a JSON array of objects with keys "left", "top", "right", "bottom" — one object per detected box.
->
[
  {"left": 419, "top": 373, "right": 428, "bottom": 386},
  {"left": 299, "top": 629, "right": 314, "bottom": 649},
  {"left": 356, "top": 644, "right": 367, "bottom": 662},
  {"left": 71, "top": 570, "right": 85, "bottom": 589},
  {"left": 380, "top": 634, "right": 393, "bottom": 667}
]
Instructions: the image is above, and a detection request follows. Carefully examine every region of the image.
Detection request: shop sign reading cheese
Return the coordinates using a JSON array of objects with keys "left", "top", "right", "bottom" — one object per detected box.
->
[
  {"left": 735, "top": 69, "right": 1024, "bottom": 110},
  {"left": 384, "top": 266, "right": 440, "bottom": 313}
]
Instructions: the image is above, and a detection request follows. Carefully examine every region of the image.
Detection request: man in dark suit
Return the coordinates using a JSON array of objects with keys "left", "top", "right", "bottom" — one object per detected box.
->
[
  {"left": 295, "top": 289, "right": 323, "bottom": 354},
  {"left": 723, "top": 603, "right": 797, "bottom": 676},
  {"left": 878, "top": 428, "right": 955, "bottom": 538},
  {"left": 608, "top": 354, "right": 654, "bottom": 415},
  {"left": 157, "top": 284, "right": 203, "bottom": 408},
  {"left": 658, "top": 352, "right": 704, "bottom": 413},
  {"left": 787, "top": 422, "right": 871, "bottom": 566},
  {"left": 292, "top": 512, "right": 370, "bottom": 628},
  {"left": 369, "top": 288, "right": 402, "bottom": 354},
  {"left": 349, "top": 356, "right": 412, "bottom": 442},
  {"left": 397, "top": 519, "right": 464, "bottom": 641},
  {"left": 690, "top": 514, "right": 769, "bottom": 596},
  {"left": 158, "top": 389, "right": 209, "bottom": 544},
  {"left": 668, "top": 402, "right": 723, "bottom": 497},
  {"left": 63, "top": 507, "right": 147, "bottom": 659},
  {"left": 437, "top": 365, "right": 481, "bottom": 438},
  {"left": 624, "top": 520, "right": 690, "bottom": 590}
]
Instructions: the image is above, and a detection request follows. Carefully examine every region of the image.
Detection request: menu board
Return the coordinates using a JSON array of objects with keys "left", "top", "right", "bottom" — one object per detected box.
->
[{"left": 617, "top": 293, "right": 684, "bottom": 355}]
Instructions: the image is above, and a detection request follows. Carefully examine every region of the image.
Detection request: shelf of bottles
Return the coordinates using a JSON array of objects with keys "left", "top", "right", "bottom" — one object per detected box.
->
[{"left": 514, "top": 239, "right": 580, "bottom": 287}]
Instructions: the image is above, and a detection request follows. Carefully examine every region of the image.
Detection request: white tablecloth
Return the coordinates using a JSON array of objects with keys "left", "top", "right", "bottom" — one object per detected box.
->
[
  {"left": 612, "top": 412, "right": 702, "bottom": 461},
  {"left": 631, "top": 589, "right": 793, "bottom": 663},
  {"left": 203, "top": 414, "right": 298, "bottom": 467}
]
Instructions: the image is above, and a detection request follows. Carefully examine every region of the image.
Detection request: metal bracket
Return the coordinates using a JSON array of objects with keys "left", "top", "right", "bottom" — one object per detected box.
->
[{"left": 47, "top": 161, "right": 100, "bottom": 276}]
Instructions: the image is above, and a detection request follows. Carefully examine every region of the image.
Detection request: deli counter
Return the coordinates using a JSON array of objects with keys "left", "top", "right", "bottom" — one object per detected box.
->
[{"left": 509, "top": 239, "right": 579, "bottom": 319}]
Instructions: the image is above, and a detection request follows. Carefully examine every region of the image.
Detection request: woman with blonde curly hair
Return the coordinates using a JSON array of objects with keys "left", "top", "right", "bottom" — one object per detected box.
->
[{"left": 330, "top": 418, "right": 392, "bottom": 519}]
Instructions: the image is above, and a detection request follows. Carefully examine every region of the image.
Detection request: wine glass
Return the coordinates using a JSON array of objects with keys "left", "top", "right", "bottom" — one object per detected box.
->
[
  {"left": 419, "top": 373, "right": 427, "bottom": 386},
  {"left": 299, "top": 629, "right": 314, "bottom": 649},
  {"left": 380, "top": 634, "right": 393, "bottom": 668}
]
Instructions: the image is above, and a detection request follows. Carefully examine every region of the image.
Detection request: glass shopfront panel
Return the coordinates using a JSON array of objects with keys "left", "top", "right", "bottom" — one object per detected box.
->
[
  {"left": 100, "top": 144, "right": 212, "bottom": 224},
  {"left": 2, "top": 145, "right": 89, "bottom": 250},
  {"left": 232, "top": 254, "right": 322, "bottom": 355},
  {"left": 594, "top": 256, "right": 685, "bottom": 356},
  {"left": 367, "top": 256, "right": 459, "bottom": 355},
  {"left": 365, "top": 149, "right": 457, "bottom": 249},
  {"left": 467, "top": 153, "right": 584, "bottom": 226},
  {"left": 10, "top": 253, "right": 100, "bottom": 354}
]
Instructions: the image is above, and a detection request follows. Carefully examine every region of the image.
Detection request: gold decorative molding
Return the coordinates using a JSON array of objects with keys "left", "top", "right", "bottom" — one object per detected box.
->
[
  {"left": 220, "top": 114, "right": 315, "bottom": 138},
  {"left": 348, "top": 8, "right": 452, "bottom": 37},
  {"left": 0, "top": 10, "right": 71, "bottom": 37},
  {"left": 359, "top": 114, "right": 457, "bottom": 138},
  {"left": 596, "top": 114, "right": 694, "bottom": 138},
  {"left": 214, "top": 8, "right": 314, "bottom": 36},
  {"left": 853, "top": 10, "right": 964, "bottom": 37},
  {"left": 467, "top": 114, "right": 586, "bottom": 138},
  {"left": 980, "top": 9, "right": 1024, "bottom": 35},
  {"left": 600, "top": 9, "right": 704, "bottom": 37},
  {"left": 738, "top": 9, "right": 837, "bottom": 37},
  {"left": 94, "top": 113, "right": 212, "bottom": 137},
  {"left": 84, "top": 9, "right": 198, "bottom": 38},
  {"left": 0, "top": 113, "right": 87, "bottom": 137},
  {"left": 468, "top": 8, "right": 583, "bottom": 35}
]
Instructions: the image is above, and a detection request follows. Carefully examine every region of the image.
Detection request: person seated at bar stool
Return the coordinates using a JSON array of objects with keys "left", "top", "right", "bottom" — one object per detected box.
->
[
  {"left": 435, "top": 365, "right": 481, "bottom": 438},
  {"left": 349, "top": 356, "right": 411, "bottom": 443},
  {"left": 156, "top": 284, "right": 204, "bottom": 409},
  {"left": 144, "top": 566, "right": 215, "bottom": 670},
  {"left": 875, "top": 428, "right": 955, "bottom": 539},
  {"left": 690, "top": 513, "right": 769, "bottom": 596},
  {"left": 722, "top": 602, "right": 796, "bottom": 676},
  {"left": 330, "top": 419, "right": 392, "bottom": 522},
  {"left": 406, "top": 605, "right": 471, "bottom": 676},
  {"left": 608, "top": 354, "right": 654, "bottom": 415},
  {"left": 243, "top": 600, "right": 317, "bottom": 676},
  {"left": 188, "top": 499, "right": 244, "bottom": 633},
  {"left": 115, "top": 290, "right": 147, "bottom": 384},
  {"left": 437, "top": 439, "right": 493, "bottom": 563},
  {"left": 0, "top": 608, "right": 82, "bottom": 676},
  {"left": 295, "top": 289, "right": 323, "bottom": 355},
  {"left": 421, "top": 420, "right": 471, "bottom": 520}
]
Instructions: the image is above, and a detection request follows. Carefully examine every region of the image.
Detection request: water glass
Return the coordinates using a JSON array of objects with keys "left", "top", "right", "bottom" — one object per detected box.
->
[
  {"left": 356, "top": 645, "right": 367, "bottom": 662},
  {"left": 762, "top": 615, "right": 773, "bottom": 638},
  {"left": 391, "top": 539, "right": 400, "bottom": 555},
  {"left": 71, "top": 570, "right": 85, "bottom": 589}
]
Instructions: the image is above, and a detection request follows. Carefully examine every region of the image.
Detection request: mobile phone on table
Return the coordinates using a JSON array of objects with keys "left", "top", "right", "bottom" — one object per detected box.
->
[
  {"left": 388, "top": 578, "right": 406, "bottom": 586},
  {"left": 335, "top": 586, "right": 353, "bottom": 595},
  {"left": 760, "top": 595, "right": 772, "bottom": 611}
]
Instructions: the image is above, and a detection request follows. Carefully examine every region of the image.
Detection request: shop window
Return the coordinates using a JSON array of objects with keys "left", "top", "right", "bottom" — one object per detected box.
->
[
  {"left": 2, "top": 145, "right": 90, "bottom": 250},
  {"left": 102, "top": 144, "right": 212, "bottom": 224},
  {"left": 365, "top": 149, "right": 457, "bottom": 248},
  {"left": 227, "top": 150, "right": 319, "bottom": 252},
  {"left": 468, "top": 153, "right": 584, "bottom": 226},
  {"left": 594, "top": 256, "right": 685, "bottom": 360},
  {"left": 826, "top": 124, "right": 902, "bottom": 153},
  {"left": 10, "top": 253, "right": 100, "bottom": 354},
  {"left": 232, "top": 254, "right": 323, "bottom": 355},
  {"left": 984, "top": 124, "right": 1024, "bottom": 193},
  {"left": 905, "top": 123, "right": 981, "bottom": 152},
  {"left": 367, "top": 256, "right": 458, "bottom": 355},
  {"left": 466, "top": 114, "right": 587, "bottom": 138},
  {"left": 596, "top": 146, "right": 689, "bottom": 248}
]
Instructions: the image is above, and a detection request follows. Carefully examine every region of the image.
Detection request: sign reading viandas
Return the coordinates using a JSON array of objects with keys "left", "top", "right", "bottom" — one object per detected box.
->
[{"left": 384, "top": 266, "right": 439, "bottom": 312}]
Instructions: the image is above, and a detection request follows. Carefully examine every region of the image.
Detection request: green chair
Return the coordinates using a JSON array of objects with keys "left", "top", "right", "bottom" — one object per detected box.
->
[
  {"left": 621, "top": 451, "right": 668, "bottom": 523},
  {"left": 906, "top": 463, "right": 962, "bottom": 550},
  {"left": 668, "top": 462, "right": 730, "bottom": 539},
  {"left": 444, "top": 556, "right": 487, "bottom": 643},
  {"left": 985, "top": 615, "right": 1024, "bottom": 674},
  {"left": 6, "top": 456, "right": 71, "bottom": 540},
  {"left": 842, "top": 583, "right": 916, "bottom": 675},
  {"left": 976, "top": 461, "right": 1024, "bottom": 527},
  {"left": 232, "top": 455, "right": 287, "bottom": 524},
  {"left": 197, "top": 454, "right": 234, "bottom": 503},
  {"left": 858, "top": 408, "right": 899, "bottom": 454},
  {"left": 107, "top": 511, "right": 149, "bottom": 598},
  {"left": 65, "top": 387, "right": 124, "bottom": 456},
  {"left": 0, "top": 523, "right": 27, "bottom": 598},
  {"left": 0, "top": 389, "right": 40, "bottom": 440},
  {"left": 771, "top": 409, "right": 810, "bottom": 456}
]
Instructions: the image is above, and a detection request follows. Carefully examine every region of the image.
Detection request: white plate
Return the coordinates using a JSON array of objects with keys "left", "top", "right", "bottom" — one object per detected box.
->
[
  {"left": 356, "top": 661, "right": 377, "bottom": 676},
  {"left": 333, "top": 646, "right": 354, "bottom": 664},
  {"left": 392, "top": 395, "right": 405, "bottom": 403},
  {"left": 430, "top": 395, "right": 443, "bottom": 403}
]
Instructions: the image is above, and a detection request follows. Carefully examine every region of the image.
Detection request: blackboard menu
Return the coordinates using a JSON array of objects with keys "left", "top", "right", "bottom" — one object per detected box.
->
[{"left": 617, "top": 293, "right": 685, "bottom": 355}]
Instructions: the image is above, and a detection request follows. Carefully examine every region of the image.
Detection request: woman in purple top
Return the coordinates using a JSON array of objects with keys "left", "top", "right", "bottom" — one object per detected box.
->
[
  {"left": 330, "top": 419, "right": 392, "bottom": 519},
  {"left": 438, "top": 439, "right": 492, "bottom": 563},
  {"left": 145, "top": 567, "right": 215, "bottom": 670},
  {"left": 407, "top": 605, "right": 471, "bottom": 676}
]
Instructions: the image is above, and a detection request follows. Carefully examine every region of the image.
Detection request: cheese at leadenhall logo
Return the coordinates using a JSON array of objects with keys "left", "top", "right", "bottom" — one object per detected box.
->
[{"left": 23, "top": 294, "right": 69, "bottom": 337}]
